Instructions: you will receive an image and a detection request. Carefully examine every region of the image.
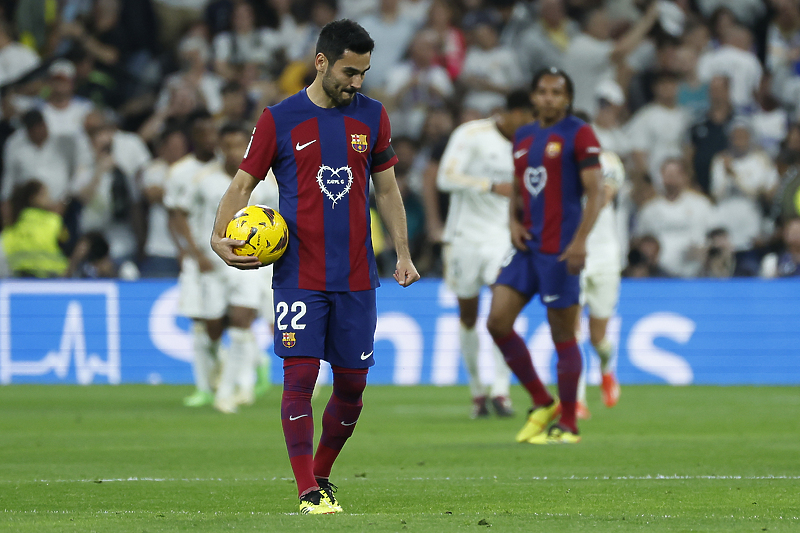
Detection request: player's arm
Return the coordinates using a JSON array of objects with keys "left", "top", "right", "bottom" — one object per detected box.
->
[
  {"left": 169, "top": 208, "right": 216, "bottom": 272},
  {"left": 560, "top": 166, "right": 603, "bottom": 274},
  {"left": 508, "top": 172, "right": 532, "bottom": 251},
  {"left": 372, "top": 167, "right": 420, "bottom": 287},
  {"left": 210, "top": 169, "right": 263, "bottom": 269}
]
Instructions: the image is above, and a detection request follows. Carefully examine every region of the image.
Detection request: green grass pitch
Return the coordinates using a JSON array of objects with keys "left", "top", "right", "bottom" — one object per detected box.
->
[{"left": 1, "top": 384, "right": 798, "bottom": 532}]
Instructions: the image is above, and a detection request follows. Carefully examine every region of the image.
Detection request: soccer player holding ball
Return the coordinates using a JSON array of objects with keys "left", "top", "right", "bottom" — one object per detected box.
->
[
  {"left": 486, "top": 68, "right": 604, "bottom": 444},
  {"left": 210, "top": 20, "right": 420, "bottom": 514}
]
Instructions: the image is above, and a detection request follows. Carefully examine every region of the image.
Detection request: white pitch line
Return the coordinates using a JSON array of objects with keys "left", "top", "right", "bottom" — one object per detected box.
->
[{"left": 3, "top": 475, "right": 799, "bottom": 484}]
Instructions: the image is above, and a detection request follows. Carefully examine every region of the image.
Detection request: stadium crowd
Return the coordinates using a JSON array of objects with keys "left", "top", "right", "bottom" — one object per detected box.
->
[{"left": 0, "top": 0, "right": 799, "bottom": 280}]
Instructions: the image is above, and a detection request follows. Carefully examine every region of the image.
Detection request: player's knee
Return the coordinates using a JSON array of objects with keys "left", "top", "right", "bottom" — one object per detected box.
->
[
  {"left": 460, "top": 315, "right": 478, "bottom": 329},
  {"left": 332, "top": 368, "right": 368, "bottom": 403},
  {"left": 486, "top": 313, "right": 512, "bottom": 340}
]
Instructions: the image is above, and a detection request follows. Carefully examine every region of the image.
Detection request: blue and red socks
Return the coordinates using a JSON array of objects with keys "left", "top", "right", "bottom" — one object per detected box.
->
[
  {"left": 313, "top": 366, "right": 368, "bottom": 479},
  {"left": 493, "top": 331, "right": 553, "bottom": 407},
  {"left": 281, "top": 358, "right": 320, "bottom": 497},
  {"left": 555, "top": 339, "right": 582, "bottom": 433}
]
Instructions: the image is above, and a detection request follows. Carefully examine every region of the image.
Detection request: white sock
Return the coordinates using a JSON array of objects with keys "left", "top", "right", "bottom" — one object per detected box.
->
[
  {"left": 459, "top": 324, "right": 484, "bottom": 399},
  {"left": 216, "top": 327, "right": 251, "bottom": 400},
  {"left": 192, "top": 322, "right": 216, "bottom": 394},
  {"left": 489, "top": 344, "right": 511, "bottom": 398},
  {"left": 235, "top": 328, "right": 260, "bottom": 393},
  {"left": 577, "top": 361, "right": 587, "bottom": 403}
]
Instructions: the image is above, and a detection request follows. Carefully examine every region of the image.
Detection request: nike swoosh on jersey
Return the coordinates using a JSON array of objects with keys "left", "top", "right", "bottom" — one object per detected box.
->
[
  {"left": 513, "top": 149, "right": 528, "bottom": 159},
  {"left": 289, "top": 414, "right": 309, "bottom": 421},
  {"left": 295, "top": 140, "right": 317, "bottom": 151},
  {"left": 542, "top": 295, "right": 560, "bottom": 303},
  {"left": 360, "top": 350, "right": 373, "bottom": 360}
]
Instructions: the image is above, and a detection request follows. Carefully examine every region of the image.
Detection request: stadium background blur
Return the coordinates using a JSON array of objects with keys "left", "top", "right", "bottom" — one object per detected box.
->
[{"left": 1, "top": 0, "right": 799, "bottom": 282}]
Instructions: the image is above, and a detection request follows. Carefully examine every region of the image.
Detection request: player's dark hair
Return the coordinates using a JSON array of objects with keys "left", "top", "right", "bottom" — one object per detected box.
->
[
  {"left": 316, "top": 19, "right": 374, "bottom": 64},
  {"left": 219, "top": 122, "right": 249, "bottom": 138},
  {"left": 531, "top": 67, "right": 574, "bottom": 113},
  {"left": 506, "top": 90, "right": 532, "bottom": 111},
  {"left": 9, "top": 179, "right": 44, "bottom": 225}
]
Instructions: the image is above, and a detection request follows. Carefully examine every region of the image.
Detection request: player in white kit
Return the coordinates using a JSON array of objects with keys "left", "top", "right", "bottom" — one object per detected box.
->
[
  {"left": 188, "top": 123, "right": 276, "bottom": 413},
  {"left": 577, "top": 150, "right": 624, "bottom": 418},
  {"left": 437, "top": 91, "right": 534, "bottom": 418},
  {"left": 164, "top": 111, "right": 222, "bottom": 408}
]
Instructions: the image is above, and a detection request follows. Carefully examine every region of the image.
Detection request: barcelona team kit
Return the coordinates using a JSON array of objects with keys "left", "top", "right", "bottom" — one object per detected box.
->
[{"left": 239, "top": 89, "right": 397, "bottom": 368}]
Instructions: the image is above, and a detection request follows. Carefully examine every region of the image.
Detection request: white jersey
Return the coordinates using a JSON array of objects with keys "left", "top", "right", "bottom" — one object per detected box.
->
[
  {"left": 585, "top": 151, "right": 624, "bottom": 275},
  {"left": 437, "top": 117, "right": 513, "bottom": 245},
  {"left": 187, "top": 164, "right": 279, "bottom": 269}
]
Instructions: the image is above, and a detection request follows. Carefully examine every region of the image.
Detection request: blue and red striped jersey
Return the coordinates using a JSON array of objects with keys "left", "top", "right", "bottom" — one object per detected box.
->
[
  {"left": 240, "top": 89, "right": 398, "bottom": 292},
  {"left": 512, "top": 115, "right": 601, "bottom": 255}
]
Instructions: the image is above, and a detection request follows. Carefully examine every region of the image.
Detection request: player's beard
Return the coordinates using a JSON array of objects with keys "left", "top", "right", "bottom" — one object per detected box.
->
[{"left": 322, "top": 71, "right": 357, "bottom": 107}]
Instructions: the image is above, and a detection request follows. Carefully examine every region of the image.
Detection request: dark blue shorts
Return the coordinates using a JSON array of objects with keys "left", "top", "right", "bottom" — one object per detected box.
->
[
  {"left": 494, "top": 248, "right": 580, "bottom": 308},
  {"left": 273, "top": 288, "right": 377, "bottom": 368}
]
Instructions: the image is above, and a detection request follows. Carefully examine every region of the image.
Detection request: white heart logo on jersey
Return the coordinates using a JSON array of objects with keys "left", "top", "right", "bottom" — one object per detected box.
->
[
  {"left": 316, "top": 165, "right": 354, "bottom": 207},
  {"left": 523, "top": 165, "right": 548, "bottom": 197}
]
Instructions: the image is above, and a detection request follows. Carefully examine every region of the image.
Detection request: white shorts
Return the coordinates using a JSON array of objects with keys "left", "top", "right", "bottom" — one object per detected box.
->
[
  {"left": 580, "top": 270, "right": 621, "bottom": 319},
  {"left": 177, "top": 257, "right": 203, "bottom": 319},
  {"left": 197, "top": 266, "right": 266, "bottom": 320},
  {"left": 444, "top": 240, "right": 512, "bottom": 299}
]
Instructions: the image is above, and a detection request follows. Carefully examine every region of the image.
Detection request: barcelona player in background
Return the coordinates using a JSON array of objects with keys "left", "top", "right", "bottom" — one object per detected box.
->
[
  {"left": 210, "top": 20, "right": 419, "bottom": 514},
  {"left": 486, "top": 68, "right": 604, "bottom": 444}
]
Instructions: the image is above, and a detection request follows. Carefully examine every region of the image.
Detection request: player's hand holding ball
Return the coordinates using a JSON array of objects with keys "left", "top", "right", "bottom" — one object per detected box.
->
[{"left": 212, "top": 205, "right": 288, "bottom": 270}]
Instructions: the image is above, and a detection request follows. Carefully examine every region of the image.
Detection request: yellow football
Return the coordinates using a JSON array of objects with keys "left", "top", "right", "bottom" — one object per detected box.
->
[{"left": 225, "top": 205, "right": 288, "bottom": 266}]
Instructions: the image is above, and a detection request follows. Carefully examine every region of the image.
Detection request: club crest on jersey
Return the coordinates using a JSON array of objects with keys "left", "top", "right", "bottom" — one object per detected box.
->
[
  {"left": 523, "top": 166, "right": 548, "bottom": 197},
  {"left": 316, "top": 165, "right": 354, "bottom": 207},
  {"left": 282, "top": 332, "right": 296, "bottom": 348},
  {"left": 545, "top": 142, "right": 562, "bottom": 158},
  {"left": 351, "top": 134, "right": 368, "bottom": 153}
]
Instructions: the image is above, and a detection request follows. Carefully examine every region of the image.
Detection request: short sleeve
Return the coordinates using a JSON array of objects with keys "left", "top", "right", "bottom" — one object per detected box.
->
[
  {"left": 239, "top": 108, "right": 278, "bottom": 180},
  {"left": 574, "top": 124, "right": 601, "bottom": 169},
  {"left": 371, "top": 105, "right": 398, "bottom": 173}
]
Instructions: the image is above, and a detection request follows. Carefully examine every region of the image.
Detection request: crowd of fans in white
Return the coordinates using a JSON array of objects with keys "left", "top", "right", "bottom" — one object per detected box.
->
[{"left": 0, "top": 0, "right": 799, "bottom": 279}]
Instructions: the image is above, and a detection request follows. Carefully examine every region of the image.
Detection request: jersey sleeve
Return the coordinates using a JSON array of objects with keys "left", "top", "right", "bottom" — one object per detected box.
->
[
  {"left": 574, "top": 124, "right": 602, "bottom": 170},
  {"left": 371, "top": 105, "right": 398, "bottom": 173},
  {"left": 239, "top": 107, "right": 278, "bottom": 180},
  {"left": 436, "top": 124, "right": 491, "bottom": 193}
]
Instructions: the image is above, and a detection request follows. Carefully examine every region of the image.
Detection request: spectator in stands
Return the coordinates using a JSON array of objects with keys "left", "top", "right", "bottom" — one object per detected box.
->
[
  {"left": 515, "top": 0, "right": 578, "bottom": 83},
  {"left": 766, "top": 0, "right": 800, "bottom": 109},
  {"left": 72, "top": 119, "right": 143, "bottom": 262},
  {"left": 0, "top": 17, "right": 40, "bottom": 87},
  {"left": 771, "top": 156, "right": 800, "bottom": 223},
  {"left": 626, "top": 37, "right": 682, "bottom": 115},
  {"left": 591, "top": 79, "right": 630, "bottom": 157},
  {"left": 424, "top": 0, "right": 466, "bottom": 82},
  {"left": 700, "top": 227, "right": 759, "bottom": 278},
  {"left": 676, "top": 45, "right": 709, "bottom": 122},
  {"left": 697, "top": 25, "right": 762, "bottom": 112},
  {"left": 776, "top": 122, "right": 800, "bottom": 176},
  {"left": 564, "top": 2, "right": 660, "bottom": 118},
  {"left": 279, "top": 0, "right": 336, "bottom": 96},
  {"left": 687, "top": 75, "right": 734, "bottom": 196},
  {"left": 0, "top": 179, "right": 68, "bottom": 278},
  {"left": 214, "top": 80, "right": 252, "bottom": 128},
  {"left": 40, "top": 59, "right": 95, "bottom": 138},
  {"left": 623, "top": 234, "right": 670, "bottom": 278},
  {"left": 710, "top": 119, "right": 779, "bottom": 251},
  {"left": 139, "top": 127, "right": 188, "bottom": 278},
  {"left": 750, "top": 73, "right": 788, "bottom": 158},
  {"left": 57, "top": 0, "right": 129, "bottom": 75},
  {"left": 760, "top": 217, "right": 800, "bottom": 277},
  {"left": 459, "top": 10, "right": 523, "bottom": 117},
  {"left": 1, "top": 109, "right": 91, "bottom": 227},
  {"left": 634, "top": 158, "right": 714, "bottom": 277},
  {"left": 359, "top": 0, "right": 417, "bottom": 93},
  {"left": 385, "top": 29, "right": 454, "bottom": 140},
  {"left": 152, "top": 0, "right": 207, "bottom": 51},
  {"left": 212, "top": 1, "right": 282, "bottom": 80},
  {"left": 628, "top": 71, "right": 691, "bottom": 194},
  {"left": 156, "top": 33, "right": 224, "bottom": 116},
  {"left": 66, "top": 229, "right": 118, "bottom": 278}
]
